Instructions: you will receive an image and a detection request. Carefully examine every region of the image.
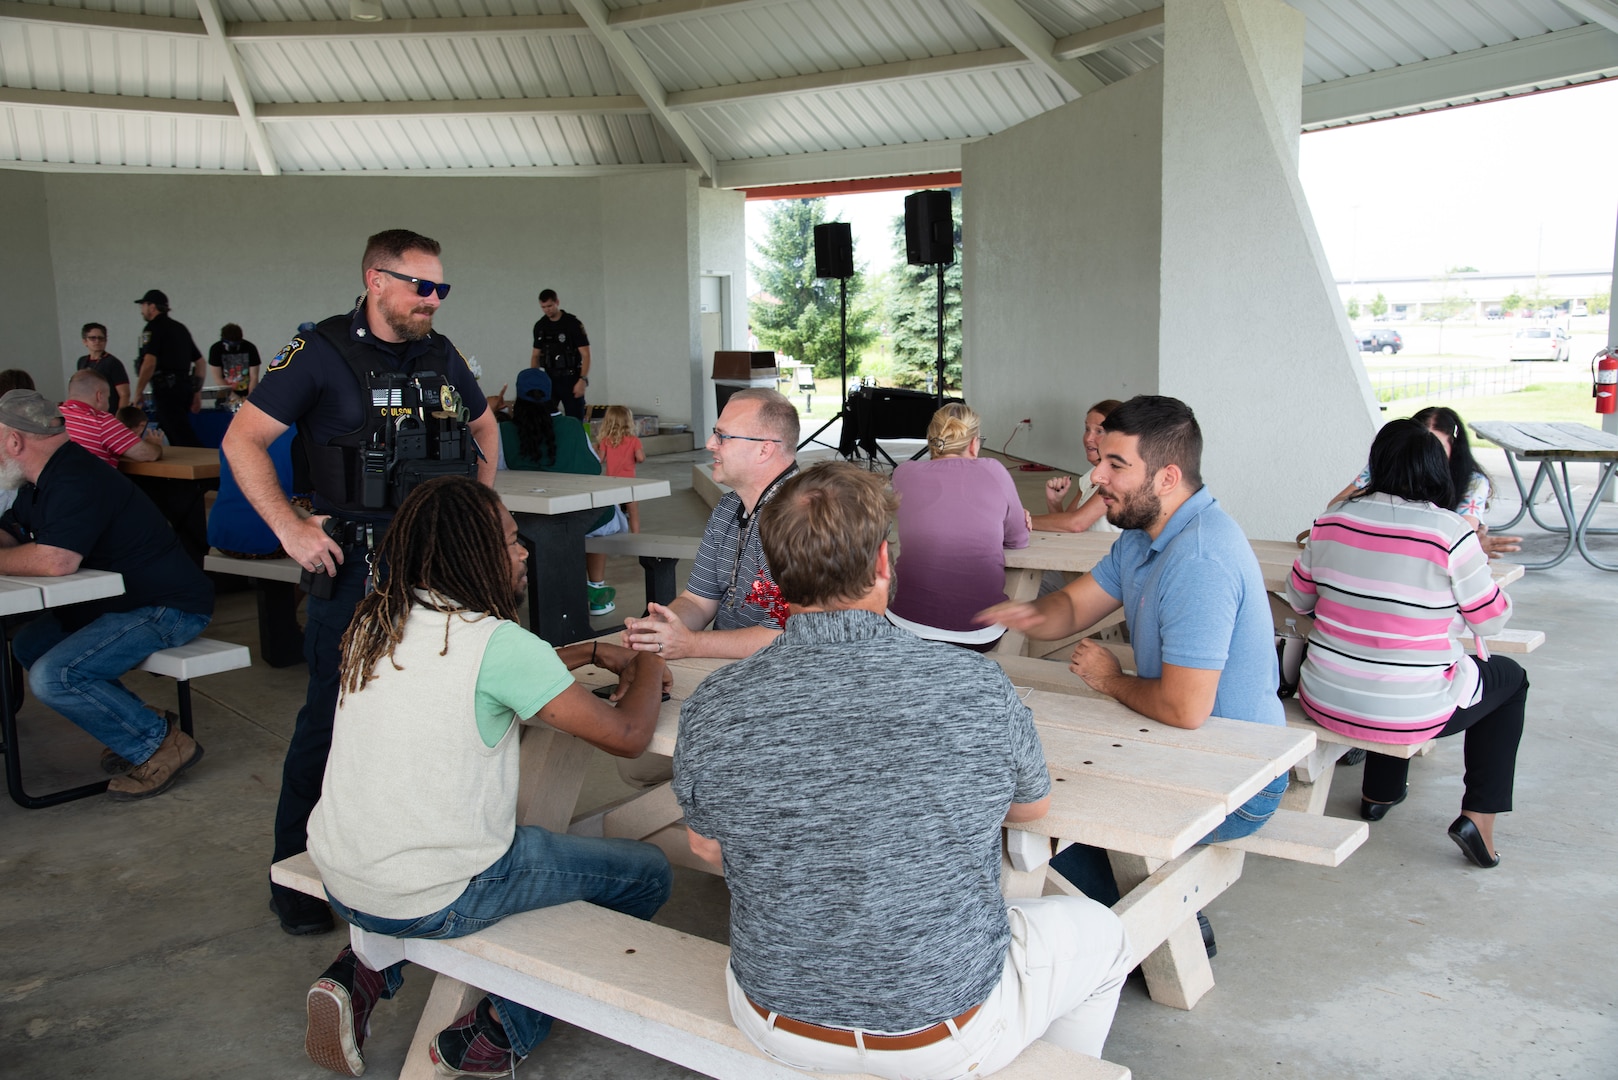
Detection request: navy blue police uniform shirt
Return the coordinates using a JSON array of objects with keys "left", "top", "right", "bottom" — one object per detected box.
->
[
  {"left": 532, "top": 311, "right": 589, "bottom": 373},
  {"left": 139, "top": 313, "right": 203, "bottom": 379},
  {"left": 250, "top": 303, "right": 489, "bottom": 520},
  {"left": 6, "top": 441, "right": 214, "bottom": 632}
]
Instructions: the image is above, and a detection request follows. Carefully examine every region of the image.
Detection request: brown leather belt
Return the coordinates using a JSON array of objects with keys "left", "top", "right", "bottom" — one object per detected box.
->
[{"left": 747, "top": 997, "right": 982, "bottom": 1051}]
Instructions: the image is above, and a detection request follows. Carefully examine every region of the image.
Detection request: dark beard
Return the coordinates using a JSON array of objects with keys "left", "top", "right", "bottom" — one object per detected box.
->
[
  {"left": 1106, "top": 488, "right": 1161, "bottom": 531},
  {"left": 381, "top": 300, "right": 434, "bottom": 342}
]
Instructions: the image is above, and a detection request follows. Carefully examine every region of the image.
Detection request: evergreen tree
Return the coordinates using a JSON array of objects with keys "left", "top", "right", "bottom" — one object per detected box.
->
[
  {"left": 748, "top": 199, "right": 876, "bottom": 380},
  {"left": 886, "top": 190, "right": 962, "bottom": 389}
]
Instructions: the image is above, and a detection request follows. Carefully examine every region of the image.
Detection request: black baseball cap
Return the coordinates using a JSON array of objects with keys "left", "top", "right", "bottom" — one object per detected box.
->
[{"left": 134, "top": 289, "right": 170, "bottom": 308}]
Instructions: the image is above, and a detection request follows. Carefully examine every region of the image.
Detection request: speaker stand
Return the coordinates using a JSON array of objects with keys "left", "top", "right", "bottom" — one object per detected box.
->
[{"left": 797, "top": 277, "right": 854, "bottom": 458}]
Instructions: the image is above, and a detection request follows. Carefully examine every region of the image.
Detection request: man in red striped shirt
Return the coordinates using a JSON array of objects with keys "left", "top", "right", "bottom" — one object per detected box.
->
[{"left": 60, "top": 369, "right": 162, "bottom": 469}]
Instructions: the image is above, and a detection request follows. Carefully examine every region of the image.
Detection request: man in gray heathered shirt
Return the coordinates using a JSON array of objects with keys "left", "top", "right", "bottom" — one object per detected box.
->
[{"left": 672, "top": 462, "right": 1132, "bottom": 1079}]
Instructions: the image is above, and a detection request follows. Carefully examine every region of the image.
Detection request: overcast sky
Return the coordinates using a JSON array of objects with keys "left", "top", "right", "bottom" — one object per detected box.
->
[{"left": 745, "top": 77, "right": 1618, "bottom": 290}]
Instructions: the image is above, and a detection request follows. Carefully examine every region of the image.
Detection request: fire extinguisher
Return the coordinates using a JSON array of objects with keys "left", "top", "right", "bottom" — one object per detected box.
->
[{"left": 1596, "top": 347, "right": 1618, "bottom": 415}]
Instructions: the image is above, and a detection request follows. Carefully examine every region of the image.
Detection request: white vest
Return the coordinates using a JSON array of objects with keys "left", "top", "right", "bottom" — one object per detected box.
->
[{"left": 308, "top": 603, "right": 517, "bottom": 920}]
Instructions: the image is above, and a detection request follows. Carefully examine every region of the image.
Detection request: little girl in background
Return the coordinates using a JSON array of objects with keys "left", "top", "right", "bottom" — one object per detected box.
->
[{"left": 596, "top": 404, "right": 647, "bottom": 533}]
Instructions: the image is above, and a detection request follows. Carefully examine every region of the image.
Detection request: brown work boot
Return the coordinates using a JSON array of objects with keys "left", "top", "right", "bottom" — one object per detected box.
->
[
  {"left": 106, "top": 725, "right": 204, "bottom": 801},
  {"left": 101, "top": 709, "right": 178, "bottom": 775}
]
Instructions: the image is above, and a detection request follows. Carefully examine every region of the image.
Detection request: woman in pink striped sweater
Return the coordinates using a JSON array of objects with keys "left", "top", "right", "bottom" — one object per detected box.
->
[{"left": 1287, "top": 420, "right": 1528, "bottom": 869}]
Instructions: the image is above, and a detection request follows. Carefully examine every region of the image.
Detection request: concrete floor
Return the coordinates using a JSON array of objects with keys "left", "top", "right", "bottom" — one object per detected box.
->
[{"left": 3, "top": 436, "right": 1616, "bottom": 1079}]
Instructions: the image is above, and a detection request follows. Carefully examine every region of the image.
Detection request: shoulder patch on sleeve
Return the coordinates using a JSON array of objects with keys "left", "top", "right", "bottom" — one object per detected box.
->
[{"left": 268, "top": 337, "right": 305, "bottom": 372}]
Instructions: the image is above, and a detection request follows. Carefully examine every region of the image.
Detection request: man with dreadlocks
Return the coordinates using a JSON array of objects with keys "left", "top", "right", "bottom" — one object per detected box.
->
[{"left": 300, "top": 476, "right": 671, "bottom": 1078}]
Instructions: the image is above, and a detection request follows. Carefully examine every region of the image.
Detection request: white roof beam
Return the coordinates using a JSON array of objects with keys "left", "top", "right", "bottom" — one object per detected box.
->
[
  {"left": 194, "top": 0, "right": 279, "bottom": 176},
  {"left": 1556, "top": 0, "right": 1618, "bottom": 37},
  {"left": 1302, "top": 24, "right": 1618, "bottom": 128},
  {"left": 0, "top": 86, "right": 237, "bottom": 118},
  {"left": 606, "top": 0, "right": 795, "bottom": 30},
  {"left": 961, "top": 0, "right": 1104, "bottom": 95},
  {"left": 256, "top": 97, "right": 645, "bottom": 121},
  {"left": 226, "top": 14, "right": 588, "bottom": 43},
  {"left": 666, "top": 47, "right": 1026, "bottom": 110},
  {"left": 569, "top": 0, "right": 714, "bottom": 177},
  {"left": 0, "top": 1, "right": 203, "bottom": 37},
  {"left": 1053, "top": 8, "right": 1164, "bottom": 60},
  {"left": 713, "top": 140, "right": 970, "bottom": 190}
]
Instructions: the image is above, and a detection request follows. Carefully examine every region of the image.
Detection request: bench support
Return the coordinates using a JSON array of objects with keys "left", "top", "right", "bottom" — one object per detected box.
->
[{"left": 637, "top": 554, "right": 682, "bottom": 611}]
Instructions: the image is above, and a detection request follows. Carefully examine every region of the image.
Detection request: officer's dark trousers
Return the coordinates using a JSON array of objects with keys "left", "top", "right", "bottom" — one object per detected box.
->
[
  {"left": 151, "top": 387, "right": 200, "bottom": 447},
  {"left": 270, "top": 548, "right": 368, "bottom": 901}
]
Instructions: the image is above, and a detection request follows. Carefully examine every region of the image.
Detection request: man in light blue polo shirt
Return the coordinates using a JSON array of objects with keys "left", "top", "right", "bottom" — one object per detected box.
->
[{"left": 979, "top": 395, "right": 1284, "bottom": 949}]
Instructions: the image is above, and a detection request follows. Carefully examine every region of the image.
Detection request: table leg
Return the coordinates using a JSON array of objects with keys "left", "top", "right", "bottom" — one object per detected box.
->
[
  {"left": 514, "top": 725, "right": 595, "bottom": 832},
  {"left": 1572, "top": 460, "right": 1618, "bottom": 571},
  {"left": 1515, "top": 461, "right": 1578, "bottom": 570},
  {"left": 1489, "top": 452, "right": 1534, "bottom": 532},
  {"left": 1109, "top": 846, "right": 1243, "bottom": 1011},
  {"left": 515, "top": 510, "right": 596, "bottom": 647},
  {"left": 0, "top": 623, "right": 110, "bottom": 809}
]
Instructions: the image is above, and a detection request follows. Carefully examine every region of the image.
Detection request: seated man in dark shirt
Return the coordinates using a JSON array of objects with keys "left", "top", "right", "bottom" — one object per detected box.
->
[{"left": 0, "top": 390, "right": 215, "bottom": 801}]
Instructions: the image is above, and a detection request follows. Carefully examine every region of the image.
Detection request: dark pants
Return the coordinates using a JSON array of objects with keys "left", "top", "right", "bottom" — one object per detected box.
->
[
  {"left": 270, "top": 547, "right": 368, "bottom": 899},
  {"left": 152, "top": 387, "right": 200, "bottom": 448},
  {"left": 1363, "top": 655, "right": 1529, "bottom": 813},
  {"left": 549, "top": 370, "right": 586, "bottom": 420}
]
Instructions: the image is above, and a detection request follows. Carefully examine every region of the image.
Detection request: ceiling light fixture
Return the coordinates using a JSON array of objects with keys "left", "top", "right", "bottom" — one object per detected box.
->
[{"left": 349, "top": 0, "right": 384, "bottom": 21}]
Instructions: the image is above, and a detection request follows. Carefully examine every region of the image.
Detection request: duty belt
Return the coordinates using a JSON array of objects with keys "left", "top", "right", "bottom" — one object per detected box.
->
[{"left": 325, "top": 518, "right": 379, "bottom": 551}]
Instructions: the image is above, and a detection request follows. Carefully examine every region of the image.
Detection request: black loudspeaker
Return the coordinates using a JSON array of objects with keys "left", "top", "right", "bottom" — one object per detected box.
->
[
  {"left": 813, "top": 222, "right": 854, "bottom": 279},
  {"left": 904, "top": 189, "right": 955, "bottom": 266}
]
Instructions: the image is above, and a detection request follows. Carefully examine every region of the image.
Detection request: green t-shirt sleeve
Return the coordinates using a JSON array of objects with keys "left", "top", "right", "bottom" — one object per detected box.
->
[{"left": 475, "top": 622, "right": 575, "bottom": 747}]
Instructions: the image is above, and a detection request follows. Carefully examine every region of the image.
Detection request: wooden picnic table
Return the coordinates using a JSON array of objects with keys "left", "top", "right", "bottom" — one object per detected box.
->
[
  {"left": 1470, "top": 420, "right": 1618, "bottom": 571},
  {"left": 116, "top": 445, "right": 221, "bottom": 480},
  {"left": 490, "top": 470, "right": 672, "bottom": 645}
]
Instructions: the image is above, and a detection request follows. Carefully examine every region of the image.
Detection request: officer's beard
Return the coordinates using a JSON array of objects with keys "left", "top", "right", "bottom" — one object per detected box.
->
[{"left": 379, "top": 296, "right": 436, "bottom": 342}]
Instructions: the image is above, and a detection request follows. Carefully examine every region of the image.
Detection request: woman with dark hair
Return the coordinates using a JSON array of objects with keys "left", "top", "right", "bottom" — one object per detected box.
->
[
  {"left": 1328, "top": 407, "right": 1520, "bottom": 557},
  {"left": 497, "top": 368, "right": 620, "bottom": 615},
  {"left": 1288, "top": 420, "right": 1529, "bottom": 868},
  {"left": 1029, "top": 398, "right": 1123, "bottom": 534}
]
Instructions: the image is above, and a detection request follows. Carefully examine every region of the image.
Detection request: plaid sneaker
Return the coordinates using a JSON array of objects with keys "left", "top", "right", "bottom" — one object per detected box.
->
[
  {"left": 306, "top": 947, "right": 386, "bottom": 1077},
  {"left": 587, "top": 585, "right": 616, "bottom": 616},
  {"left": 429, "top": 998, "right": 519, "bottom": 1078}
]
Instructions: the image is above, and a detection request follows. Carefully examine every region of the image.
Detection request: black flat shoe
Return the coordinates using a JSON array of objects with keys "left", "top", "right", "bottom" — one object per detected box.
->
[
  {"left": 1359, "top": 787, "right": 1408, "bottom": 822},
  {"left": 1447, "top": 815, "right": 1500, "bottom": 868}
]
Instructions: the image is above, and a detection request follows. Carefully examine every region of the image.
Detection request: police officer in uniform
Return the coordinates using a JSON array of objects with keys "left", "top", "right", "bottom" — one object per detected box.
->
[
  {"left": 529, "top": 288, "right": 591, "bottom": 421},
  {"left": 130, "top": 289, "right": 206, "bottom": 447},
  {"left": 223, "top": 229, "right": 495, "bottom": 935}
]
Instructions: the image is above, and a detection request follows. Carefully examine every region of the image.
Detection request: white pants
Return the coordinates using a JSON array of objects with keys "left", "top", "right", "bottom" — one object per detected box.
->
[{"left": 727, "top": 895, "right": 1132, "bottom": 1080}]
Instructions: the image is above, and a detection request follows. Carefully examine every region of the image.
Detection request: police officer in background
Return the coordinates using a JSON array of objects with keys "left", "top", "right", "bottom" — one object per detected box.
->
[
  {"left": 529, "top": 288, "right": 591, "bottom": 420},
  {"left": 130, "top": 289, "right": 206, "bottom": 446},
  {"left": 223, "top": 229, "right": 495, "bottom": 936}
]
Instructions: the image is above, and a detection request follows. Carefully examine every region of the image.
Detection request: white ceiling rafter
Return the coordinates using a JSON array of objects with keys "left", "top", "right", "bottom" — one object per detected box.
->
[
  {"left": 569, "top": 0, "right": 713, "bottom": 176},
  {"left": 961, "top": 0, "right": 1105, "bottom": 95},
  {"left": 1053, "top": 8, "right": 1164, "bottom": 61},
  {"left": 0, "top": 3, "right": 588, "bottom": 43},
  {"left": 1555, "top": 0, "right": 1618, "bottom": 37},
  {"left": 0, "top": 86, "right": 237, "bottom": 118},
  {"left": 714, "top": 139, "right": 971, "bottom": 190},
  {"left": 605, "top": 0, "right": 796, "bottom": 31},
  {"left": 1301, "top": 23, "right": 1618, "bottom": 128},
  {"left": 193, "top": 0, "right": 279, "bottom": 176},
  {"left": 664, "top": 47, "right": 1028, "bottom": 110},
  {"left": 0, "top": 86, "right": 648, "bottom": 123},
  {"left": 0, "top": 1, "right": 202, "bottom": 37}
]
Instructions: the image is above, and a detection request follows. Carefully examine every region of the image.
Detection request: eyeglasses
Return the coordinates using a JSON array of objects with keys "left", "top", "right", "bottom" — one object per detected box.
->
[
  {"left": 711, "top": 427, "right": 781, "bottom": 445},
  {"left": 375, "top": 268, "right": 451, "bottom": 300}
]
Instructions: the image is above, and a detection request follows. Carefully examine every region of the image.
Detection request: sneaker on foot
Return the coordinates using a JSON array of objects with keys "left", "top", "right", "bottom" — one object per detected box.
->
[
  {"left": 271, "top": 889, "right": 335, "bottom": 936},
  {"left": 306, "top": 947, "right": 386, "bottom": 1077},
  {"left": 587, "top": 585, "right": 616, "bottom": 616},
  {"left": 101, "top": 710, "right": 178, "bottom": 775},
  {"left": 429, "top": 998, "right": 519, "bottom": 1079},
  {"left": 105, "top": 725, "right": 202, "bottom": 801}
]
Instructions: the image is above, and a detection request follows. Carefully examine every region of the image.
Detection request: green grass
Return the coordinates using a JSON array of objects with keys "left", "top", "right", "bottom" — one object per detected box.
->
[{"left": 1383, "top": 382, "right": 1608, "bottom": 446}]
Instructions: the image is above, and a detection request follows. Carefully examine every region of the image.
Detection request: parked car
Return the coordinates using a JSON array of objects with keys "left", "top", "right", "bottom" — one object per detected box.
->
[
  {"left": 1358, "top": 329, "right": 1402, "bottom": 354},
  {"left": 1510, "top": 326, "right": 1571, "bottom": 362}
]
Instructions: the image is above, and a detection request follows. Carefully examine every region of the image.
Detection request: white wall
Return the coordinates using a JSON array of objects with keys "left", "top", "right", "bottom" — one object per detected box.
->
[
  {"left": 962, "top": 66, "right": 1165, "bottom": 474},
  {"left": 696, "top": 184, "right": 749, "bottom": 436},
  {"left": 8, "top": 168, "right": 735, "bottom": 427},
  {"left": 1, "top": 170, "right": 63, "bottom": 398},
  {"left": 1158, "top": 0, "right": 1377, "bottom": 537}
]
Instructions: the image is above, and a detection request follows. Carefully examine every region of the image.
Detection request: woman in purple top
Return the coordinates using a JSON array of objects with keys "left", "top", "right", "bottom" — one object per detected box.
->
[{"left": 889, "top": 403, "right": 1030, "bottom": 651}]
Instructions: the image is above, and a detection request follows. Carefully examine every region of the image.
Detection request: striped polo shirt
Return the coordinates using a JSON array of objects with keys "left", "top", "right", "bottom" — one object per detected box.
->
[
  {"left": 1286, "top": 493, "right": 1511, "bottom": 744},
  {"left": 60, "top": 399, "right": 141, "bottom": 468}
]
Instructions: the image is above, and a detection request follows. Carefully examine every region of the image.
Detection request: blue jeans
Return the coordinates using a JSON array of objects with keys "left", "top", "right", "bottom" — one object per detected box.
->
[
  {"left": 12, "top": 606, "right": 211, "bottom": 765},
  {"left": 1050, "top": 774, "right": 1289, "bottom": 905},
  {"left": 325, "top": 825, "right": 672, "bottom": 1057}
]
